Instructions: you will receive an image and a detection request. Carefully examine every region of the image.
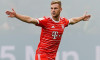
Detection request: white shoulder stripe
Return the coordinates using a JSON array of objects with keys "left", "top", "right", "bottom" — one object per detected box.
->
[{"left": 38, "top": 18, "right": 45, "bottom": 20}]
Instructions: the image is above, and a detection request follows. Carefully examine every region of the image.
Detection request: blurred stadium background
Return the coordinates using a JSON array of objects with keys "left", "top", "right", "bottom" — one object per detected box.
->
[{"left": 0, "top": 0, "right": 100, "bottom": 60}]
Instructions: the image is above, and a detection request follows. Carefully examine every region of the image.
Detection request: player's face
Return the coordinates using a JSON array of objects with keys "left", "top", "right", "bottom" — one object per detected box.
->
[{"left": 51, "top": 4, "right": 62, "bottom": 18}]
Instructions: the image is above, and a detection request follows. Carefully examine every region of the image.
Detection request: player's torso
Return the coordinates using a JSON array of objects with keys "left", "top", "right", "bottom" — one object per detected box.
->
[
  {"left": 37, "top": 17, "right": 66, "bottom": 52},
  {"left": 42, "top": 18, "right": 65, "bottom": 40},
  {"left": 36, "top": 17, "right": 67, "bottom": 60},
  {"left": 36, "top": 17, "right": 69, "bottom": 60}
]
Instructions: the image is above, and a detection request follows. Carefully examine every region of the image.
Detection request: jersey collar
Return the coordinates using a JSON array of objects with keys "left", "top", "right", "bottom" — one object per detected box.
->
[{"left": 50, "top": 16, "right": 60, "bottom": 23}]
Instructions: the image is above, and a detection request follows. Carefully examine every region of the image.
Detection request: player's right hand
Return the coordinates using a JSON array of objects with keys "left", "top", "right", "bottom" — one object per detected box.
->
[{"left": 6, "top": 8, "right": 16, "bottom": 18}]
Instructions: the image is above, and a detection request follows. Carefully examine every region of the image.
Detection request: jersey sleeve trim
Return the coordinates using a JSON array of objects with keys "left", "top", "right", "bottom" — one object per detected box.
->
[
  {"left": 68, "top": 19, "right": 71, "bottom": 24},
  {"left": 36, "top": 19, "right": 39, "bottom": 24}
]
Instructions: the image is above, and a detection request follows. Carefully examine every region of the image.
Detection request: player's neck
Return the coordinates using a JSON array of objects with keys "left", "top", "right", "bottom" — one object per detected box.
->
[{"left": 52, "top": 16, "right": 60, "bottom": 21}]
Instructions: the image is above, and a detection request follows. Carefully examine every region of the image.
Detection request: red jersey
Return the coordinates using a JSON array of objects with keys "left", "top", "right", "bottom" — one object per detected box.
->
[{"left": 36, "top": 16, "right": 69, "bottom": 60}]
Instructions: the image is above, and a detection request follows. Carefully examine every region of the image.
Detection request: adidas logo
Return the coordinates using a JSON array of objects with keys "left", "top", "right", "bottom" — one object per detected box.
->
[{"left": 51, "top": 26, "right": 55, "bottom": 28}]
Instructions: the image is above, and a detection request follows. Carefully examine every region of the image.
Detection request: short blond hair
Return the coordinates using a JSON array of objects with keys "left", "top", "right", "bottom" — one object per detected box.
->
[{"left": 51, "top": 0, "right": 62, "bottom": 7}]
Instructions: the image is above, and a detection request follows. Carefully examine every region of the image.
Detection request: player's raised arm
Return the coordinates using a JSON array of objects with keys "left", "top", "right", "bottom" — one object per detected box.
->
[
  {"left": 5, "top": 8, "right": 38, "bottom": 24},
  {"left": 69, "top": 12, "right": 91, "bottom": 25}
]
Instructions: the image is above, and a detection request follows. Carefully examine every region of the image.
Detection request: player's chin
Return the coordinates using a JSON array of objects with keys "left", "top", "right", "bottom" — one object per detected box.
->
[{"left": 52, "top": 14, "right": 58, "bottom": 17}]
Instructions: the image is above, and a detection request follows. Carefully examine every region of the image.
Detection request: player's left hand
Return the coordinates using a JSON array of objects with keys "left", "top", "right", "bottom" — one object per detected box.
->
[{"left": 82, "top": 12, "right": 91, "bottom": 21}]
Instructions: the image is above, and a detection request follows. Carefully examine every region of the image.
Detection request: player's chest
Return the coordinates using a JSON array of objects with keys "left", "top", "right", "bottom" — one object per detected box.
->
[{"left": 45, "top": 22, "right": 65, "bottom": 32}]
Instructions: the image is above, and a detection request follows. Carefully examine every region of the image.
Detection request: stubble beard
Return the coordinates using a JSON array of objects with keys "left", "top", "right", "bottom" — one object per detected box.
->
[{"left": 52, "top": 12, "right": 60, "bottom": 19}]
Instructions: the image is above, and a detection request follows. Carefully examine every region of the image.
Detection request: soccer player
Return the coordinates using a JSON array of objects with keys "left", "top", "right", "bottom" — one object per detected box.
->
[{"left": 5, "top": 0, "right": 91, "bottom": 60}]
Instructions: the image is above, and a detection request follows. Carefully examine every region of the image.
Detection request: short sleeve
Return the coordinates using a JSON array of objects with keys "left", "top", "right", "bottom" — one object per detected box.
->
[
  {"left": 64, "top": 18, "right": 69, "bottom": 27},
  {"left": 35, "top": 16, "right": 48, "bottom": 27}
]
